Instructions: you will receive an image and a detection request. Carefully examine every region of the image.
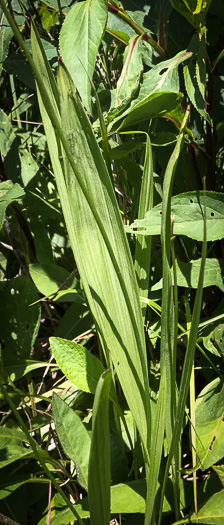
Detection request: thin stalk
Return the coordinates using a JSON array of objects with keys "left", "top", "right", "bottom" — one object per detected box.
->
[
  {"left": 0, "top": 379, "right": 85, "bottom": 525},
  {"left": 9, "top": 74, "right": 22, "bottom": 128},
  {"left": 184, "top": 297, "right": 198, "bottom": 518},
  {"left": 107, "top": 2, "right": 167, "bottom": 58},
  {"left": 157, "top": 178, "right": 207, "bottom": 525},
  {"left": 171, "top": 230, "right": 180, "bottom": 521}
]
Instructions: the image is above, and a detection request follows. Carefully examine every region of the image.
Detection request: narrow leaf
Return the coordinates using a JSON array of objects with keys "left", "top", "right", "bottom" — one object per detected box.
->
[{"left": 88, "top": 370, "right": 111, "bottom": 525}]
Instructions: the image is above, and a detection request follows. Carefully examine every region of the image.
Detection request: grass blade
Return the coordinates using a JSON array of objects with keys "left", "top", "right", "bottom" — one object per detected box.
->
[{"left": 88, "top": 370, "right": 111, "bottom": 525}]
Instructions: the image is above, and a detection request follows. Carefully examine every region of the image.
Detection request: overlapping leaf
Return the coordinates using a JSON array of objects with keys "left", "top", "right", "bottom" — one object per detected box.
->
[
  {"left": 127, "top": 191, "right": 224, "bottom": 241},
  {"left": 59, "top": 0, "right": 108, "bottom": 113}
]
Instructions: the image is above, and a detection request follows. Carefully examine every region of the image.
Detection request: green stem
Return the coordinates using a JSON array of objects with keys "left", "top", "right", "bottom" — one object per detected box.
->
[{"left": 107, "top": 2, "right": 167, "bottom": 58}]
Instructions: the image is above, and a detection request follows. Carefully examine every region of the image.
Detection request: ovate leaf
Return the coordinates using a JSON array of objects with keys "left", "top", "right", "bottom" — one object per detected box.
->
[
  {"left": 213, "top": 465, "right": 224, "bottom": 487},
  {"left": 0, "top": 180, "right": 25, "bottom": 230},
  {"left": 29, "top": 263, "right": 77, "bottom": 297},
  {"left": 127, "top": 191, "right": 224, "bottom": 241},
  {"left": 195, "top": 378, "right": 224, "bottom": 471},
  {"left": 50, "top": 337, "right": 105, "bottom": 393},
  {"left": 53, "top": 393, "right": 91, "bottom": 491},
  {"left": 188, "top": 488, "right": 224, "bottom": 524},
  {"left": 0, "top": 276, "right": 41, "bottom": 364},
  {"left": 151, "top": 258, "right": 224, "bottom": 292},
  {"left": 59, "top": 0, "right": 107, "bottom": 113}
]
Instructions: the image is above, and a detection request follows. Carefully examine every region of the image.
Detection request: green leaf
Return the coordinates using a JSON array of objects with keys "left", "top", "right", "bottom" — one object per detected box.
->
[
  {"left": 29, "top": 263, "right": 77, "bottom": 297},
  {"left": 213, "top": 465, "right": 224, "bottom": 487},
  {"left": 31, "top": 25, "right": 150, "bottom": 461},
  {"left": 59, "top": 0, "right": 108, "bottom": 113},
  {"left": 127, "top": 191, "right": 224, "bottom": 241},
  {"left": 4, "top": 359, "right": 58, "bottom": 382},
  {"left": 183, "top": 29, "right": 209, "bottom": 121},
  {"left": 187, "top": 488, "right": 224, "bottom": 524},
  {"left": 53, "top": 393, "right": 91, "bottom": 491},
  {"left": 151, "top": 258, "right": 224, "bottom": 292},
  {"left": 200, "top": 321, "right": 224, "bottom": 358},
  {"left": 0, "top": 109, "right": 16, "bottom": 158},
  {"left": 115, "top": 35, "right": 143, "bottom": 110},
  {"left": 108, "top": 49, "right": 191, "bottom": 129},
  {"left": 0, "top": 427, "right": 32, "bottom": 470},
  {"left": 88, "top": 370, "right": 111, "bottom": 525},
  {"left": 169, "top": 0, "right": 213, "bottom": 28},
  {"left": 50, "top": 477, "right": 190, "bottom": 523},
  {"left": 0, "top": 180, "right": 25, "bottom": 230},
  {"left": 39, "top": 5, "right": 59, "bottom": 32},
  {"left": 50, "top": 337, "right": 105, "bottom": 393},
  {"left": 195, "top": 378, "right": 224, "bottom": 471},
  {"left": 0, "top": 276, "right": 41, "bottom": 364}
]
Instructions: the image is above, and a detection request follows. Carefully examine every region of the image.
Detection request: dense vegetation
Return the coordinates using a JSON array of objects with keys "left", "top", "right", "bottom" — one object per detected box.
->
[{"left": 0, "top": 0, "right": 224, "bottom": 523}]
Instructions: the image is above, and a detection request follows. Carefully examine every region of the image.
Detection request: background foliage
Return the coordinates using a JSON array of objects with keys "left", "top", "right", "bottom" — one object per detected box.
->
[{"left": 0, "top": 0, "right": 224, "bottom": 524}]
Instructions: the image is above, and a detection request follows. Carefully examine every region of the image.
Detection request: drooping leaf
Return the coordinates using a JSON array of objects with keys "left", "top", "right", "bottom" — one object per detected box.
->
[
  {"left": 50, "top": 337, "right": 105, "bottom": 393},
  {"left": 5, "top": 360, "right": 58, "bottom": 382},
  {"left": 0, "top": 180, "right": 25, "bottom": 230},
  {"left": 59, "top": 0, "right": 108, "bottom": 113},
  {"left": 53, "top": 393, "right": 91, "bottom": 491},
  {"left": 0, "top": 427, "right": 32, "bottom": 470},
  {"left": 29, "top": 263, "right": 78, "bottom": 297},
  {"left": 115, "top": 35, "right": 143, "bottom": 110},
  {"left": 127, "top": 191, "right": 224, "bottom": 241},
  {"left": 108, "top": 49, "right": 191, "bottom": 129},
  {"left": 151, "top": 258, "right": 224, "bottom": 292},
  {"left": 88, "top": 370, "right": 111, "bottom": 525},
  {"left": 195, "top": 378, "right": 224, "bottom": 471},
  {"left": 0, "top": 276, "right": 41, "bottom": 364},
  {"left": 183, "top": 28, "right": 209, "bottom": 121}
]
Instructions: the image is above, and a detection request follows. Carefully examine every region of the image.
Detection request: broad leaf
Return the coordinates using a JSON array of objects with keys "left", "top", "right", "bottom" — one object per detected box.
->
[
  {"left": 108, "top": 49, "right": 191, "bottom": 129},
  {"left": 127, "top": 191, "right": 224, "bottom": 241},
  {"left": 115, "top": 35, "right": 143, "bottom": 110},
  {"left": 59, "top": 0, "right": 107, "bottom": 113},
  {"left": 187, "top": 488, "right": 224, "bottom": 524},
  {"left": 169, "top": 0, "right": 213, "bottom": 28},
  {"left": 0, "top": 427, "right": 32, "bottom": 469},
  {"left": 151, "top": 258, "right": 224, "bottom": 292},
  {"left": 53, "top": 393, "right": 91, "bottom": 491},
  {"left": 29, "top": 263, "right": 77, "bottom": 297},
  {"left": 88, "top": 370, "right": 111, "bottom": 525},
  {"left": 50, "top": 337, "right": 105, "bottom": 393},
  {"left": 195, "top": 378, "right": 224, "bottom": 470},
  {"left": 0, "top": 180, "right": 25, "bottom": 229},
  {"left": 213, "top": 465, "right": 224, "bottom": 487},
  {"left": 0, "top": 276, "right": 41, "bottom": 364}
]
